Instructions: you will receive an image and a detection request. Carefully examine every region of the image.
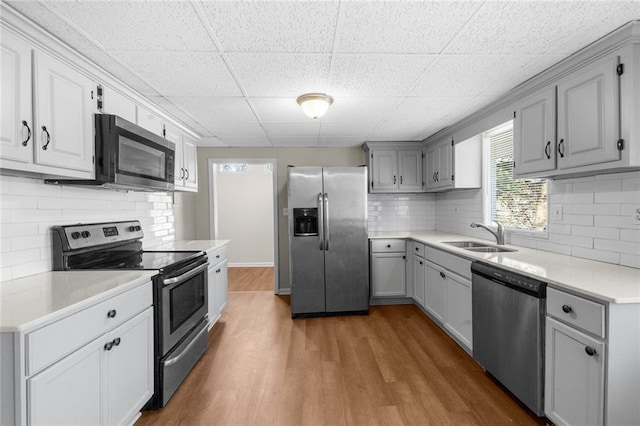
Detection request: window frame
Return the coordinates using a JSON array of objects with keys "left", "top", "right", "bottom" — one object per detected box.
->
[{"left": 481, "top": 120, "right": 549, "bottom": 239}]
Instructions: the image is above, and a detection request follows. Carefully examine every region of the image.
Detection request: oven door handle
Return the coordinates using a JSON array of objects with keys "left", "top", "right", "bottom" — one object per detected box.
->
[{"left": 162, "top": 262, "right": 209, "bottom": 286}]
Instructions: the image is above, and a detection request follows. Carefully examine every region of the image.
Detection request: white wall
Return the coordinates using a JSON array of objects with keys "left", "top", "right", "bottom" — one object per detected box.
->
[
  {"left": 435, "top": 171, "right": 640, "bottom": 268},
  {"left": 0, "top": 175, "right": 179, "bottom": 281},
  {"left": 213, "top": 163, "right": 274, "bottom": 266}
]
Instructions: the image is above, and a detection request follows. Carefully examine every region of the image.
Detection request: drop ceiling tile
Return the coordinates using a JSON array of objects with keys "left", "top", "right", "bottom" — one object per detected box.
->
[
  {"left": 318, "top": 137, "right": 365, "bottom": 148},
  {"left": 410, "top": 55, "right": 542, "bottom": 98},
  {"left": 387, "top": 97, "right": 471, "bottom": 124},
  {"left": 335, "top": 1, "right": 482, "bottom": 53},
  {"left": 321, "top": 98, "right": 404, "bottom": 123},
  {"left": 110, "top": 52, "right": 240, "bottom": 97},
  {"left": 249, "top": 98, "right": 310, "bottom": 123},
  {"left": 329, "top": 55, "right": 436, "bottom": 97},
  {"left": 147, "top": 97, "right": 213, "bottom": 136},
  {"left": 368, "top": 120, "right": 430, "bottom": 141},
  {"left": 263, "top": 123, "right": 320, "bottom": 140},
  {"left": 272, "top": 137, "right": 319, "bottom": 147},
  {"left": 319, "top": 122, "right": 376, "bottom": 139},
  {"left": 199, "top": 1, "right": 339, "bottom": 52},
  {"left": 42, "top": 1, "right": 215, "bottom": 52},
  {"left": 445, "top": 1, "right": 640, "bottom": 55},
  {"left": 218, "top": 135, "right": 274, "bottom": 148},
  {"left": 228, "top": 54, "right": 331, "bottom": 97},
  {"left": 167, "top": 97, "right": 258, "bottom": 133},
  {"left": 207, "top": 122, "right": 271, "bottom": 146}
]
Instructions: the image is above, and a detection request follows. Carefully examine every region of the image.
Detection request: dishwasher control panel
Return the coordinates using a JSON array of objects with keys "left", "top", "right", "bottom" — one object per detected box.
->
[{"left": 471, "top": 261, "right": 546, "bottom": 298}]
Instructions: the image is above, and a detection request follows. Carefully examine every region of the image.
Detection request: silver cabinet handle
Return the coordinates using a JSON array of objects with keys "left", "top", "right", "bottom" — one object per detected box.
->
[
  {"left": 317, "top": 192, "right": 324, "bottom": 251},
  {"left": 162, "top": 262, "right": 208, "bottom": 286},
  {"left": 324, "top": 192, "right": 329, "bottom": 251}
]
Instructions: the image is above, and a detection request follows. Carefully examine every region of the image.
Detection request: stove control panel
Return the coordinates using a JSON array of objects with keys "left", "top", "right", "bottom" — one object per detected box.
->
[{"left": 54, "top": 220, "right": 144, "bottom": 250}]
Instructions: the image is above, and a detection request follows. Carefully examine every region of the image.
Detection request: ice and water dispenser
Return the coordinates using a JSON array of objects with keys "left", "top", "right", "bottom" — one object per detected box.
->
[{"left": 293, "top": 208, "right": 318, "bottom": 236}]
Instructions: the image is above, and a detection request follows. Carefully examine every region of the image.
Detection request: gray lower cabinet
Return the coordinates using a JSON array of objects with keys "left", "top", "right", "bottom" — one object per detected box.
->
[{"left": 370, "top": 239, "right": 406, "bottom": 298}]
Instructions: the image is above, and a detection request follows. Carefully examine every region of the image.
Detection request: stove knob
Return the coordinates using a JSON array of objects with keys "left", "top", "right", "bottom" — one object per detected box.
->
[
  {"left": 81, "top": 231, "right": 91, "bottom": 238},
  {"left": 71, "top": 231, "right": 81, "bottom": 240}
]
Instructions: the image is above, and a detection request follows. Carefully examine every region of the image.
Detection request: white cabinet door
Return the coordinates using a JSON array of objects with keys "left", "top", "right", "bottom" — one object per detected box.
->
[
  {"left": 444, "top": 274, "right": 472, "bottom": 350},
  {"left": 556, "top": 55, "right": 619, "bottom": 170},
  {"left": 182, "top": 134, "right": 198, "bottom": 190},
  {"left": 412, "top": 254, "right": 425, "bottom": 307},
  {"left": 164, "top": 123, "right": 184, "bottom": 187},
  {"left": 425, "top": 145, "right": 438, "bottom": 189},
  {"left": 398, "top": 149, "right": 423, "bottom": 191},
  {"left": 137, "top": 107, "right": 163, "bottom": 136},
  {"left": 0, "top": 29, "right": 32, "bottom": 164},
  {"left": 514, "top": 86, "right": 556, "bottom": 176},
  {"left": 101, "top": 86, "right": 136, "bottom": 123},
  {"left": 212, "top": 259, "right": 228, "bottom": 322},
  {"left": 33, "top": 51, "right": 94, "bottom": 173},
  {"left": 371, "top": 252, "right": 406, "bottom": 297},
  {"left": 424, "top": 263, "right": 445, "bottom": 322},
  {"left": 371, "top": 150, "right": 398, "bottom": 192},
  {"left": 436, "top": 140, "right": 453, "bottom": 188},
  {"left": 104, "top": 308, "right": 154, "bottom": 426},
  {"left": 545, "top": 317, "right": 605, "bottom": 426},
  {"left": 28, "top": 334, "right": 106, "bottom": 426}
]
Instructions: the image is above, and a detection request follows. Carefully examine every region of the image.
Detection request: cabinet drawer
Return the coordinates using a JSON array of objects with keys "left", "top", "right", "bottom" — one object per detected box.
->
[
  {"left": 208, "top": 245, "right": 228, "bottom": 266},
  {"left": 411, "top": 242, "right": 425, "bottom": 258},
  {"left": 26, "top": 282, "right": 152, "bottom": 375},
  {"left": 425, "top": 246, "right": 472, "bottom": 280},
  {"left": 371, "top": 239, "right": 405, "bottom": 253},
  {"left": 547, "top": 287, "right": 605, "bottom": 338}
]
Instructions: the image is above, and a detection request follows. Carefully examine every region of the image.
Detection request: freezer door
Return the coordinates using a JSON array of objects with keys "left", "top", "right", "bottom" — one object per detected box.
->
[
  {"left": 288, "top": 167, "right": 326, "bottom": 314},
  {"left": 322, "top": 167, "right": 369, "bottom": 312}
]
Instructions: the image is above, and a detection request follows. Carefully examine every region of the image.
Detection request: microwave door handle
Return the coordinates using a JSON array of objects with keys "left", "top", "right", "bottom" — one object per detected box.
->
[
  {"left": 324, "top": 193, "right": 329, "bottom": 251},
  {"left": 317, "top": 192, "right": 324, "bottom": 251},
  {"left": 162, "top": 262, "right": 209, "bottom": 286}
]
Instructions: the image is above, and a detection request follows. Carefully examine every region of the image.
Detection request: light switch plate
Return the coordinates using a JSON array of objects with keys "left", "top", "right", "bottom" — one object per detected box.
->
[{"left": 552, "top": 205, "right": 563, "bottom": 222}]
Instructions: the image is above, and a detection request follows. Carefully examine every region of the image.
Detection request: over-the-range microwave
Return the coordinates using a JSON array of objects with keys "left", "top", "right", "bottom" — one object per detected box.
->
[{"left": 46, "top": 114, "right": 175, "bottom": 192}]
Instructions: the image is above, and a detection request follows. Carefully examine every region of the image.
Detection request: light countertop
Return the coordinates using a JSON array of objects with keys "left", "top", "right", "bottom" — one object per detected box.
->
[
  {"left": 0, "top": 270, "right": 156, "bottom": 332},
  {"left": 149, "top": 240, "right": 229, "bottom": 253},
  {"left": 370, "top": 231, "right": 640, "bottom": 304}
]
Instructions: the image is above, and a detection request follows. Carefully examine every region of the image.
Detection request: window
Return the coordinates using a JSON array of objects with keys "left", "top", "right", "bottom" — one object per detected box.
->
[
  {"left": 484, "top": 122, "right": 548, "bottom": 234},
  {"left": 218, "top": 163, "right": 248, "bottom": 174}
]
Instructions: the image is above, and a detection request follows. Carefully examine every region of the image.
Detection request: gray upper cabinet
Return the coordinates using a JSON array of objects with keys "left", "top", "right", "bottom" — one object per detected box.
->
[
  {"left": 364, "top": 142, "right": 424, "bottom": 193},
  {"left": 425, "top": 136, "right": 481, "bottom": 192},
  {"left": 514, "top": 34, "right": 640, "bottom": 179}
]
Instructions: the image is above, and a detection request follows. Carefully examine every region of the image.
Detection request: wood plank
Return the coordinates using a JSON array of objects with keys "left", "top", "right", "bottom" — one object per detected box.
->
[{"left": 136, "top": 276, "right": 547, "bottom": 426}]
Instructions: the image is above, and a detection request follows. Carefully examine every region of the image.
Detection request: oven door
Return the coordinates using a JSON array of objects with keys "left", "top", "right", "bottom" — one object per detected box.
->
[{"left": 159, "top": 260, "right": 209, "bottom": 355}]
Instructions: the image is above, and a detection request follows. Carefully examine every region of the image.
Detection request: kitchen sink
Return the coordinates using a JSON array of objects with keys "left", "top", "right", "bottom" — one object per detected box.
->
[
  {"left": 465, "top": 246, "right": 517, "bottom": 253},
  {"left": 442, "top": 241, "right": 491, "bottom": 248},
  {"left": 442, "top": 241, "right": 517, "bottom": 253}
]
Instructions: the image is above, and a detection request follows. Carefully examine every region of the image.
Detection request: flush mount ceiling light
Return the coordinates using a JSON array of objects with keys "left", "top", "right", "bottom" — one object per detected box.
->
[{"left": 296, "top": 93, "right": 334, "bottom": 119}]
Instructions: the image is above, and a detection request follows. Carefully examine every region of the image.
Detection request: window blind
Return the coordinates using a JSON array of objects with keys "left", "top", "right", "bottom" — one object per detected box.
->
[{"left": 489, "top": 127, "right": 547, "bottom": 232}]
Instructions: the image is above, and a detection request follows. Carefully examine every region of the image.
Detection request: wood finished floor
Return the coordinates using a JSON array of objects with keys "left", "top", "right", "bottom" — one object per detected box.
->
[
  {"left": 227, "top": 267, "right": 274, "bottom": 292},
  {"left": 136, "top": 267, "right": 548, "bottom": 426}
]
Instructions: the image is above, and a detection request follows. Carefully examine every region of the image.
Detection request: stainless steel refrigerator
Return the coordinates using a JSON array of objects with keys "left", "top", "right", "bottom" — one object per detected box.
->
[{"left": 288, "top": 167, "right": 369, "bottom": 318}]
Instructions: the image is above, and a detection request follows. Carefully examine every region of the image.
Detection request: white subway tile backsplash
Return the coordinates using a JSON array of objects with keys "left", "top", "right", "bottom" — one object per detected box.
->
[
  {"left": 550, "top": 193, "right": 594, "bottom": 204},
  {"left": 572, "top": 225, "right": 620, "bottom": 240},
  {"left": 571, "top": 247, "right": 620, "bottom": 264},
  {"left": 595, "top": 191, "right": 640, "bottom": 204},
  {"left": 573, "top": 179, "right": 621, "bottom": 193},
  {"left": 620, "top": 253, "right": 640, "bottom": 268},
  {"left": 367, "top": 193, "right": 435, "bottom": 232},
  {"left": 562, "top": 214, "right": 594, "bottom": 226},
  {"left": 0, "top": 175, "right": 175, "bottom": 281},
  {"left": 564, "top": 203, "right": 620, "bottom": 215},
  {"left": 594, "top": 238, "right": 640, "bottom": 255}
]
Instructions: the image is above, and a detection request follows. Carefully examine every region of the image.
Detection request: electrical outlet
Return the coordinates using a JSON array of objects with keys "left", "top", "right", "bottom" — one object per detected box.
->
[
  {"left": 552, "top": 205, "right": 563, "bottom": 222},
  {"left": 633, "top": 207, "right": 640, "bottom": 224}
]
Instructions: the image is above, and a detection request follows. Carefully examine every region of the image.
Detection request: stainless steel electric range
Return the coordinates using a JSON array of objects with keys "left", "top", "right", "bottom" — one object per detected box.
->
[{"left": 52, "top": 220, "right": 209, "bottom": 409}]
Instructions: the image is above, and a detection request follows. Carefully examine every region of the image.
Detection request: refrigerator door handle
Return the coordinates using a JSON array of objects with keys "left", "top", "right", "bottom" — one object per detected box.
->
[
  {"left": 324, "top": 192, "right": 329, "bottom": 251},
  {"left": 317, "top": 192, "right": 324, "bottom": 251}
]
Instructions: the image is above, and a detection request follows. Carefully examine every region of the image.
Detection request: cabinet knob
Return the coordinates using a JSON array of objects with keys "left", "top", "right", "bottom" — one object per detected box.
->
[
  {"left": 561, "top": 305, "right": 572, "bottom": 314},
  {"left": 41, "top": 126, "right": 51, "bottom": 150},
  {"left": 419, "top": 261, "right": 423, "bottom": 265},
  {"left": 216, "top": 254, "right": 220, "bottom": 259},
  {"left": 113, "top": 337, "right": 121, "bottom": 346},
  {"left": 585, "top": 346, "right": 596, "bottom": 356},
  {"left": 104, "top": 341, "right": 114, "bottom": 351},
  {"left": 393, "top": 175, "right": 396, "bottom": 185},
  {"left": 386, "top": 244, "right": 391, "bottom": 248},
  {"left": 439, "top": 272, "right": 446, "bottom": 279},
  {"left": 415, "top": 247, "right": 419, "bottom": 251},
  {"left": 216, "top": 268, "right": 221, "bottom": 273},
  {"left": 21, "top": 120, "right": 31, "bottom": 146},
  {"left": 107, "top": 309, "right": 117, "bottom": 318}
]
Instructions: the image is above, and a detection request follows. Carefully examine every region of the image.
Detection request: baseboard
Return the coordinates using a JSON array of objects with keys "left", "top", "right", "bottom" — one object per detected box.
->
[
  {"left": 276, "top": 288, "right": 291, "bottom": 295},
  {"left": 369, "top": 297, "right": 414, "bottom": 306},
  {"left": 228, "top": 262, "right": 274, "bottom": 268}
]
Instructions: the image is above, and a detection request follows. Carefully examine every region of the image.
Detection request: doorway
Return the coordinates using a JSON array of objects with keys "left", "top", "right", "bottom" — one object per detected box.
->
[{"left": 208, "top": 158, "right": 278, "bottom": 293}]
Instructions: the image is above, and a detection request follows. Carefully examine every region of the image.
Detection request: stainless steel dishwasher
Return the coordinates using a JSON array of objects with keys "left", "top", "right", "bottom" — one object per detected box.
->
[{"left": 471, "top": 261, "right": 547, "bottom": 417}]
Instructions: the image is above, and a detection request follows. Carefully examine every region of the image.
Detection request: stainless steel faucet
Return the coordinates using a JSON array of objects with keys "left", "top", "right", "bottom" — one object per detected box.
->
[{"left": 470, "top": 221, "right": 504, "bottom": 245}]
